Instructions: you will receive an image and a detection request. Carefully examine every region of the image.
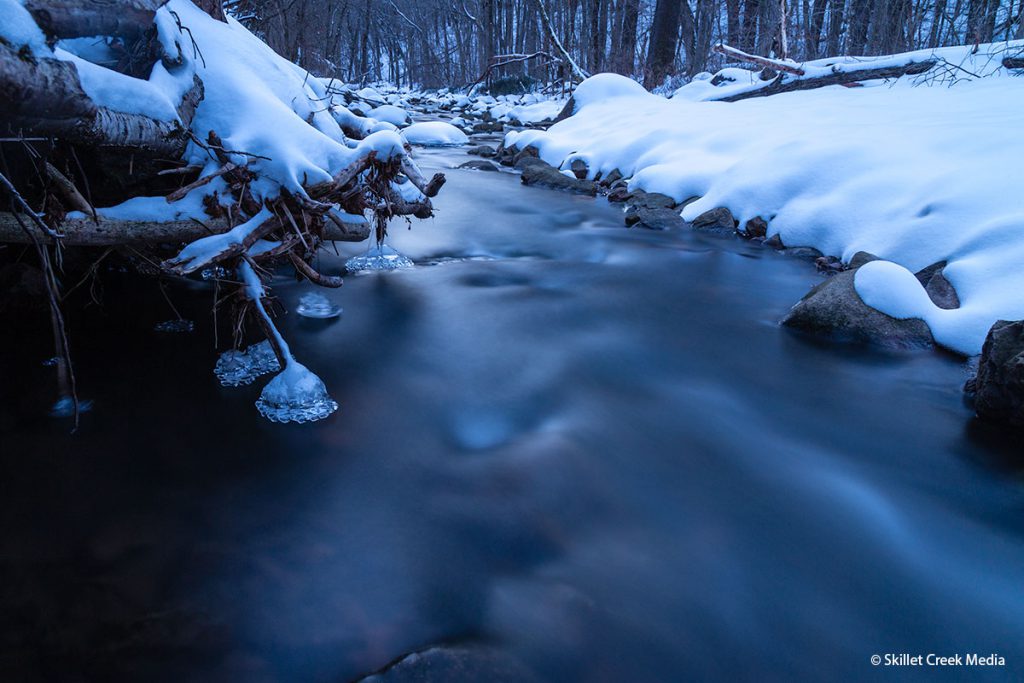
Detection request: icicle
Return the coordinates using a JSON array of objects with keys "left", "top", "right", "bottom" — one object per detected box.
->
[{"left": 237, "top": 260, "right": 338, "bottom": 423}]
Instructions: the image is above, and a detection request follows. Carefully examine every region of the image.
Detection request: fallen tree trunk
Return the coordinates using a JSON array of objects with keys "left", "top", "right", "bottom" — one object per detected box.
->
[
  {"left": 24, "top": 0, "right": 168, "bottom": 40},
  {"left": 713, "top": 44, "right": 806, "bottom": 76},
  {"left": 0, "top": 212, "right": 370, "bottom": 245},
  {"left": 713, "top": 59, "right": 937, "bottom": 102},
  {"left": 0, "top": 43, "right": 202, "bottom": 157}
]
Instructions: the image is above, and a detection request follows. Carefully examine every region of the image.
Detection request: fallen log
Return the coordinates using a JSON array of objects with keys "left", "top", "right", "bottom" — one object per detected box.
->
[
  {"left": 0, "top": 211, "right": 370, "bottom": 246},
  {"left": 713, "top": 59, "right": 937, "bottom": 102},
  {"left": 1004, "top": 57, "right": 1024, "bottom": 69},
  {"left": 24, "top": 0, "right": 168, "bottom": 40},
  {"left": 713, "top": 44, "right": 806, "bottom": 76},
  {"left": 0, "top": 43, "right": 203, "bottom": 157}
]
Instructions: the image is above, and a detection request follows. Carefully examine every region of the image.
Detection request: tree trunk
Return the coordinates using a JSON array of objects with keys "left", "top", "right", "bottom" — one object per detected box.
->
[
  {"left": 0, "top": 43, "right": 202, "bottom": 158},
  {"left": 24, "top": 0, "right": 168, "bottom": 39},
  {"left": 644, "top": 0, "right": 683, "bottom": 87}
]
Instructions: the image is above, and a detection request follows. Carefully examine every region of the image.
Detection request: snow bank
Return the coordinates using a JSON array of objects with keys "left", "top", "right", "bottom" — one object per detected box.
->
[
  {"left": 368, "top": 104, "right": 410, "bottom": 126},
  {"left": 401, "top": 121, "right": 468, "bottom": 146},
  {"left": 505, "top": 43, "right": 1024, "bottom": 355}
]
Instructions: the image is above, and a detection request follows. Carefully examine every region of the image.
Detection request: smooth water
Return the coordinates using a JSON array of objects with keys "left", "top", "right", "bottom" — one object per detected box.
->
[{"left": 1, "top": 141, "right": 1022, "bottom": 682}]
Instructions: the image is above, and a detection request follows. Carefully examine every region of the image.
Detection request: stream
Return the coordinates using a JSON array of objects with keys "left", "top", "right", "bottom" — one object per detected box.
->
[{"left": 1, "top": 139, "right": 1023, "bottom": 681}]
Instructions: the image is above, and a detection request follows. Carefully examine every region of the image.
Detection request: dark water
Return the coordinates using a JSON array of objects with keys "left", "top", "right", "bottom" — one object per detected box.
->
[{"left": 1, "top": 142, "right": 1023, "bottom": 682}]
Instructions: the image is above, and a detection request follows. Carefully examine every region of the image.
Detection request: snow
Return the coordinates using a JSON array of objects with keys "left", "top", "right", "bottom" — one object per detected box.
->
[
  {"left": 368, "top": 104, "right": 410, "bottom": 126},
  {"left": 505, "top": 42, "right": 1024, "bottom": 355},
  {"left": 0, "top": 0, "right": 48, "bottom": 52},
  {"left": 54, "top": 48, "right": 187, "bottom": 121},
  {"left": 507, "top": 100, "right": 564, "bottom": 124},
  {"left": 172, "top": 206, "right": 273, "bottom": 272},
  {"left": 401, "top": 121, "right": 468, "bottom": 146}
]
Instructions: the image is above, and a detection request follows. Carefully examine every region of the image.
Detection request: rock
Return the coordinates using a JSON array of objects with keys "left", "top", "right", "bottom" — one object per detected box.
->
[
  {"left": 914, "top": 260, "right": 960, "bottom": 309},
  {"left": 692, "top": 207, "right": 736, "bottom": 232},
  {"left": 781, "top": 267, "right": 934, "bottom": 349},
  {"left": 514, "top": 156, "right": 546, "bottom": 172},
  {"left": 970, "top": 320, "right": 1024, "bottom": 427},
  {"left": 625, "top": 207, "right": 685, "bottom": 231},
  {"left": 519, "top": 159, "right": 597, "bottom": 195},
  {"left": 458, "top": 160, "right": 499, "bottom": 172},
  {"left": 601, "top": 169, "right": 623, "bottom": 186},
  {"left": 783, "top": 246, "right": 824, "bottom": 260},
  {"left": 359, "top": 645, "right": 540, "bottom": 683},
  {"left": 472, "top": 121, "right": 504, "bottom": 133},
  {"left": 627, "top": 190, "right": 676, "bottom": 210},
  {"left": 569, "top": 159, "right": 589, "bottom": 180},
  {"left": 848, "top": 251, "right": 879, "bottom": 269},
  {"left": 607, "top": 186, "right": 632, "bottom": 203},
  {"left": 511, "top": 146, "right": 539, "bottom": 167},
  {"left": 743, "top": 216, "right": 768, "bottom": 239},
  {"left": 815, "top": 255, "right": 845, "bottom": 274},
  {"left": 467, "top": 144, "right": 496, "bottom": 157},
  {"left": 764, "top": 234, "right": 785, "bottom": 250}
]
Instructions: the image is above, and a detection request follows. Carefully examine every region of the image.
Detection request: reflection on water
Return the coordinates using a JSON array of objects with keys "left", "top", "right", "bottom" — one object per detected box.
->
[{"left": 0, "top": 142, "right": 1022, "bottom": 682}]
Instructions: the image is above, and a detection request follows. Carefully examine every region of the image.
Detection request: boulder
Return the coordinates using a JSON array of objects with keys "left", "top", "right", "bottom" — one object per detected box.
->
[
  {"left": 467, "top": 144, "right": 497, "bottom": 157},
  {"left": 968, "top": 320, "right": 1024, "bottom": 427},
  {"left": 458, "top": 160, "right": 499, "bottom": 172},
  {"left": 764, "top": 233, "right": 785, "bottom": 250},
  {"left": 692, "top": 207, "right": 737, "bottom": 232},
  {"left": 519, "top": 159, "right": 597, "bottom": 195},
  {"left": 624, "top": 206, "right": 685, "bottom": 230},
  {"left": 781, "top": 265, "right": 934, "bottom": 349},
  {"left": 511, "top": 146, "right": 539, "bottom": 167},
  {"left": 848, "top": 251, "right": 880, "bottom": 269},
  {"left": 627, "top": 190, "right": 676, "bottom": 210}
]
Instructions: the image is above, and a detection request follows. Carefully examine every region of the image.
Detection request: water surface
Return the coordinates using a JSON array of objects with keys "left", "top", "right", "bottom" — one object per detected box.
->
[{"left": 1, "top": 142, "right": 1022, "bottom": 682}]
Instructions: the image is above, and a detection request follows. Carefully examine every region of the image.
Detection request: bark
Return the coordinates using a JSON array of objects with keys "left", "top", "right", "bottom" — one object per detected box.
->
[
  {"left": 0, "top": 213, "right": 370, "bottom": 246},
  {"left": 714, "top": 58, "right": 937, "bottom": 101},
  {"left": 0, "top": 43, "right": 203, "bottom": 158},
  {"left": 24, "top": 0, "right": 168, "bottom": 40},
  {"left": 644, "top": 0, "right": 683, "bottom": 87}
]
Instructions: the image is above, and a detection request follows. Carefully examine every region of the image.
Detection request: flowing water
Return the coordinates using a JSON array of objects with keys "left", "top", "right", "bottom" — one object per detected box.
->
[{"left": 1, "top": 141, "right": 1022, "bottom": 682}]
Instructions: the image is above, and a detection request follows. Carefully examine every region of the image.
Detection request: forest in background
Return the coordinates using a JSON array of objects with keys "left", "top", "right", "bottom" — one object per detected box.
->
[{"left": 226, "top": 0, "right": 1024, "bottom": 89}]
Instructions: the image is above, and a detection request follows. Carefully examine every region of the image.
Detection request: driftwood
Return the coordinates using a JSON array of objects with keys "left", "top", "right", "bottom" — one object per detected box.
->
[
  {"left": 24, "top": 0, "right": 168, "bottom": 40},
  {"left": 0, "top": 44, "right": 202, "bottom": 156},
  {"left": 0, "top": 212, "right": 370, "bottom": 245}
]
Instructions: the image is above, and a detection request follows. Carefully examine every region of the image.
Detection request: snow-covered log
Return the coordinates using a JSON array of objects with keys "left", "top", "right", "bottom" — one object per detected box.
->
[
  {"left": 706, "top": 43, "right": 939, "bottom": 102},
  {"left": 0, "top": 212, "right": 370, "bottom": 245},
  {"left": 23, "top": 0, "right": 169, "bottom": 40},
  {"left": 0, "top": 43, "right": 202, "bottom": 156}
]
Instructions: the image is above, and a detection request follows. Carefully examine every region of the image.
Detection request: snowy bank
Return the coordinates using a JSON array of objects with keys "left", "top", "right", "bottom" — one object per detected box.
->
[{"left": 505, "top": 43, "right": 1024, "bottom": 356}]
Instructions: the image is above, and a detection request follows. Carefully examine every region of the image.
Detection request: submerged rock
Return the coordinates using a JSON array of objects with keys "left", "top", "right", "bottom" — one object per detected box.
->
[
  {"left": 458, "top": 159, "right": 500, "bottom": 172},
  {"left": 358, "top": 645, "right": 540, "bottom": 683},
  {"left": 781, "top": 264, "right": 934, "bottom": 349},
  {"left": 969, "top": 320, "right": 1024, "bottom": 427},
  {"left": 467, "top": 144, "right": 496, "bottom": 157}
]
